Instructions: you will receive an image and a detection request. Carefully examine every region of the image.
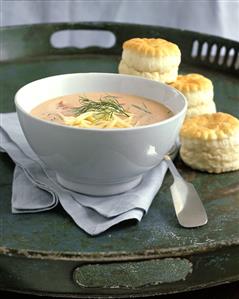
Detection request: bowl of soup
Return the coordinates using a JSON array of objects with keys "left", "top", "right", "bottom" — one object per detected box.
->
[{"left": 15, "top": 73, "right": 187, "bottom": 195}]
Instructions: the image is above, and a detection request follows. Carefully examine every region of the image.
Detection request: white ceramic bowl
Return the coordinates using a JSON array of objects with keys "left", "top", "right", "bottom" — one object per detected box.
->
[{"left": 15, "top": 73, "right": 187, "bottom": 196}]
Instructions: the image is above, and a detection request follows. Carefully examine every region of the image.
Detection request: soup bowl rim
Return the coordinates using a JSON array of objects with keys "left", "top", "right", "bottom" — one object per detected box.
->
[{"left": 14, "top": 72, "right": 187, "bottom": 132}]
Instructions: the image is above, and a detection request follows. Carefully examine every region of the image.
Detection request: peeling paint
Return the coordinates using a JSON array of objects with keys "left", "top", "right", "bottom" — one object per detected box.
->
[
  {"left": 204, "top": 182, "right": 239, "bottom": 201},
  {"left": 73, "top": 258, "right": 193, "bottom": 289}
]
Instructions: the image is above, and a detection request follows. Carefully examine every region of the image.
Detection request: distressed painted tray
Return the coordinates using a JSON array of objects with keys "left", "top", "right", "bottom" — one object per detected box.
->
[{"left": 0, "top": 23, "right": 238, "bottom": 298}]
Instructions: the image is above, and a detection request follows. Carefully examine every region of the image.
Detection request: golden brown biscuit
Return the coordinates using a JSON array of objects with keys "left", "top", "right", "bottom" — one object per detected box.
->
[
  {"left": 122, "top": 38, "right": 181, "bottom": 57},
  {"left": 180, "top": 113, "right": 239, "bottom": 173},
  {"left": 170, "top": 73, "right": 216, "bottom": 117},
  {"left": 118, "top": 38, "right": 181, "bottom": 83},
  {"left": 170, "top": 73, "right": 213, "bottom": 94}
]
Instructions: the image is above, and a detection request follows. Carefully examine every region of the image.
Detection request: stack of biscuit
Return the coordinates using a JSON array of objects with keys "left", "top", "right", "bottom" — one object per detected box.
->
[
  {"left": 180, "top": 113, "right": 239, "bottom": 173},
  {"left": 118, "top": 38, "right": 216, "bottom": 117},
  {"left": 118, "top": 38, "right": 181, "bottom": 83},
  {"left": 170, "top": 73, "right": 216, "bottom": 118},
  {"left": 118, "top": 37, "right": 238, "bottom": 174}
]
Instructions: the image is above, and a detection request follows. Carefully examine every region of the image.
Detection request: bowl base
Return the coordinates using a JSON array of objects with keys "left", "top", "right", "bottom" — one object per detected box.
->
[{"left": 56, "top": 175, "right": 143, "bottom": 196}]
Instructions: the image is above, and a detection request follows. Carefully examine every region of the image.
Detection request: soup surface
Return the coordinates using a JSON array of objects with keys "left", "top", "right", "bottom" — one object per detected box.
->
[{"left": 31, "top": 92, "right": 173, "bottom": 128}]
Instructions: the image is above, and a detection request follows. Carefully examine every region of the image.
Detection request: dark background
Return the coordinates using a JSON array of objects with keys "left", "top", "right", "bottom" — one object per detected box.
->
[{"left": 1, "top": 281, "right": 239, "bottom": 299}]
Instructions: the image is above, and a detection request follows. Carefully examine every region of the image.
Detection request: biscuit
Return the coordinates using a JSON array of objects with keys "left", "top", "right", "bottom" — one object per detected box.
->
[
  {"left": 170, "top": 74, "right": 216, "bottom": 117},
  {"left": 180, "top": 113, "right": 239, "bottom": 173},
  {"left": 118, "top": 38, "right": 181, "bottom": 83}
]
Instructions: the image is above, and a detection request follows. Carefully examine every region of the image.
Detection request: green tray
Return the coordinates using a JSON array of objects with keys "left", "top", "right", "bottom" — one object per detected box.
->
[{"left": 0, "top": 22, "right": 238, "bottom": 298}]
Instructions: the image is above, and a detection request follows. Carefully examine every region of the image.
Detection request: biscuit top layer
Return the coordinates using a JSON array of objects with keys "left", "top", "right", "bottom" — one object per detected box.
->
[
  {"left": 123, "top": 38, "right": 181, "bottom": 57},
  {"left": 180, "top": 112, "right": 239, "bottom": 140},
  {"left": 170, "top": 74, "right": 213, "bottom": 93}
]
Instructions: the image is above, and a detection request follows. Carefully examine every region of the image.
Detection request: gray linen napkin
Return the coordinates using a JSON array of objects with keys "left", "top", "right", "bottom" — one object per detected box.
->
[{"left": 0, "top": 113, "right": 168, "bottom": 235}]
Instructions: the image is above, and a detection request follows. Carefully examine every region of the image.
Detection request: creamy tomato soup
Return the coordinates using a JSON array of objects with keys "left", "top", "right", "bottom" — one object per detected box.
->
[{"left": 31, "top": 92, "right": 173, "bottom": 128}]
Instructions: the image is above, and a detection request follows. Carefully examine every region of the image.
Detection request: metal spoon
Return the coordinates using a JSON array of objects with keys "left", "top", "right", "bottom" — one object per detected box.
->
[{"left": 164, "top": 154, "right": 208, "bottom": 228}]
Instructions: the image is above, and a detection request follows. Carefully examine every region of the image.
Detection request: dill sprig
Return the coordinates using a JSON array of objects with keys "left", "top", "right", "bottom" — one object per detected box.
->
[
  {"left": 131, "top": 102, "right": 151, "bottom": 114},
  {"left": 73, "top": 95, "right": 130, "bottom": 120}
]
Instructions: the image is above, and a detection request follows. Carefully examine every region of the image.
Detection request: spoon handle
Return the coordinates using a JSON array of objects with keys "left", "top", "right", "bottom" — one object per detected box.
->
[
  {"left": 164, "top": 155, "right": 208, "bottom": 228},
  {"left": 164, "top": 154, "right": 181, "bottom": 178}
]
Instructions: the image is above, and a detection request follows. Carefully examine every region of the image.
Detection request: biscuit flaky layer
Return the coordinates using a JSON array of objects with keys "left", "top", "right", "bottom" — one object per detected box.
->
[
  {"left": 120, "top": 50, "right": 180, "bottom": 73},
  {"left": 118, "top": 60, "right": 178, "bottom": 83},
  {"left": 180, "top": 139, "right": 239, "bottom": 173},
  {"left": 180, "top": 113, "right": 239, "bottom": 140},
  {"left": 186, "top": 100, "right": 216, "bottom": 118},
  {"left": 123, "top": 38, "right": 181, "bottom": 57},
  {"left": 170, "top": 73, "right": 213, "bottom": 93}
]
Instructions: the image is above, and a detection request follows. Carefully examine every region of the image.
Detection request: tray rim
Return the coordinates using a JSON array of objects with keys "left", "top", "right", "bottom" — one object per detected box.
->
[
  {"left": 1, "top": 21, "right": 239, "bottom": 44},
  {"left": 0, "top": 237, "right": 238, "bottom": 261}
]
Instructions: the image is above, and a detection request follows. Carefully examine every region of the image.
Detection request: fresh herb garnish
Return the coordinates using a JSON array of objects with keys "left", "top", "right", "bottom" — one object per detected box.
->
[
  {"left": 131, "top": 103, "right": 151, "bottom": 114},
  {"left": 73, "top": 95, "right": 130, "bottom": 120}
]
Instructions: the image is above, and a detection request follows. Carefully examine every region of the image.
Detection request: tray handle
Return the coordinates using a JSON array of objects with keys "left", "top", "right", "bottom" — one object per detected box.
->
[
  {"left": 0, "top": 22, "right": 123, "bottom": 61},
  {"left": 188, "top": 37, "right": 239, "bottom": 74},
  {"left": 73, "top": 258, "right": 192, "bottom": 289},
  {"left": 50, "top": 28, "right": 116, "bottom": 50}
]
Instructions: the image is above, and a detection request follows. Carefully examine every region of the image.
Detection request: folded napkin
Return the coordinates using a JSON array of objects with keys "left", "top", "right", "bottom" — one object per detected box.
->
[{"left": 0, "top": 113, "right": 168, "bottom": 236}]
